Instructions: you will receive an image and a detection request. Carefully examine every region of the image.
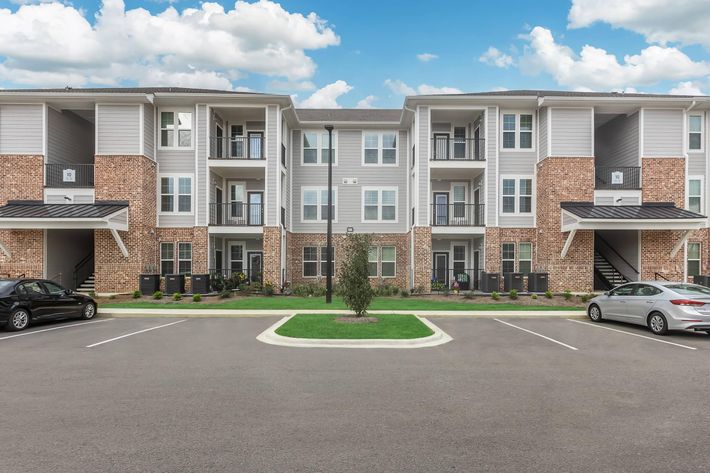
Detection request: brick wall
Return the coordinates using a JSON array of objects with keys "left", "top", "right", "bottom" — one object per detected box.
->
[
  {"left": 0, "top": 155, "right": 44, "bottom": 278},
  {"left": 155, "top": 227, "right": 208, "bottom": 293},
  {"left": 642, "top": 157, "right": 685, "bottom": 206},
  {"left": 536, "top": 157, "right": 595, "bottom": 292},
  {"left": 287, "top": 232, "right": 410, "bottom": 290},
  {"left": 263, "top": 226, "right": 281, "bottom": 286},
  {"left": 94, "top": 155, "right": 157, "bottom": 293},
  {"left": 484, "top": 228, "right": 537, "bottom": 273},
  {"left": 412, "top": 226, "right": 432, "bottom": 292}
]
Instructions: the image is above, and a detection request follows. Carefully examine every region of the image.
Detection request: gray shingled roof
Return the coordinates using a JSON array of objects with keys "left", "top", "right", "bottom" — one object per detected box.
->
[
  {"left": 0, "top": 201, "right": 128, "bottom": 219},
  {"left": 561, "top": 202, "right": 705, "bottom": 219},
  {"left": 424, "top": 89, "right": 698, "bottom": 99},
  {"left": 295, "top": 109, "right": 402, "bottom": 122},
  {"left": 0, "top": 87, "right": 273, "bottom": 96}
]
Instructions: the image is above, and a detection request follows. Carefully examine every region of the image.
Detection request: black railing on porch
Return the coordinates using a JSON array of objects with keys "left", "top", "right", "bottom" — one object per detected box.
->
[
  {"left": 431, "top": 204, "right": 485, "bottom": 226},
  {"left": 431, "top": 137, "right": 485, "bottom": 161},
  {"left": 45, "top": 163, "right": 94, "bottom": 188},
  {"left": 210, "top": 136, "right": 265, "bottom": 160},
  {"left": 208, "top": 268, "right": 263, "bottom": 291},
  {"left": 209, "top": 203, "right": 264, "bottom": 226},
  {"left": 595, "top": 166, "right": 641, "bottom": 190}
]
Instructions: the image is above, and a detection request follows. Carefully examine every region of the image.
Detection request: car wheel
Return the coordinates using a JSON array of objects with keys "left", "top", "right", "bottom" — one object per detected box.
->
[
  {"left": 648, "top": 312, "right": 668, "bottom": 336},
  {"left": 7, "top": 308, "right": 30, "bottom": 331},
  {"left": 80, "top": 302, "right": 96, "bottom": 320},
  {"left": 588, "top": 304, "right": 603, "bottom": 322}
]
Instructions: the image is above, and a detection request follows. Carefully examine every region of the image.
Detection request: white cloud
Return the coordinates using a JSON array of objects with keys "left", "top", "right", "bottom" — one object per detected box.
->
[
  {"left": 517, "top": 26, "right": 710, "bottom": 91},
  {"left": 298, "top": 80, "right": 353, "bottom": 108},
  {"left": 669, "top": 81, "right": 705, "bottom": 95},
  {"left": 568, "top": 0, "right": 710, "bottom": 49},
  {"left": 0, "top": 0, "right": 340, "bottom": 87},
  {"left": 355, "top": 95, "right": 377, "bottom": 109},
  {"left": 384, "top": 79, "right": 462, "bottom": 96},
  {"left": 416, "top": 53, "right": 438, "bottom": 62},
  {"left": 267, "top": 80, "right": 316, "bottom": 91},
  {"left": 479, "top": 47, "right": 514, "bottom": 68}
]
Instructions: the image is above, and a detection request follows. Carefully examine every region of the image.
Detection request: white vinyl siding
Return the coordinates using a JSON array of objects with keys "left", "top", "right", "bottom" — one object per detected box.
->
[
  {"left": 96, "top": 104, "right": 141, "bottom": 155},
  {"left": 549, "top": 108, "right": 593, "bottom": 157},
  {"left": 642, "top": 109, "right": 683, "bottom": 157},
  {"left": 0, "top": 104, "right": 44, "bottom": 154}
]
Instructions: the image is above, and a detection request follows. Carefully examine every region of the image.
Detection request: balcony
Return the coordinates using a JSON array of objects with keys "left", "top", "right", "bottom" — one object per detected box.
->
[
  {"left": 210, "top": 136, "right": 265, "bottom": 160},
  {"left": 431, "top": 204, "right": 485, "bottom": 226},
  {"left": 45, "top": 163, "right": 94, "bottom": 188},
  {"left": 431, "top": 137, "right": 485, "bottom": 161},
  {"left": 209, "top": 203, "right": 264, "bottom": 226},
  {"left": 595, "top": 166, "right": 640, "bottom": 190}
]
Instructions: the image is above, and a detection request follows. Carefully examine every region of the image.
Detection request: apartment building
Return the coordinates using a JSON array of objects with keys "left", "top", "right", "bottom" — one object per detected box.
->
[{"left": 0, "top": 87, "right": 708, "bottom": 294}]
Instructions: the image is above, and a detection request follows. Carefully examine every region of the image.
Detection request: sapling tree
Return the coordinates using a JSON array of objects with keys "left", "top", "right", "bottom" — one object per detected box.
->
[{"left": 339, "top": 233, "right": 374, "bottom": 317}]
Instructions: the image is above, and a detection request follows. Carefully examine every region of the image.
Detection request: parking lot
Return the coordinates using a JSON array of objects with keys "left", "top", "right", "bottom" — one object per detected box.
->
[{"left": 2, "top": 315, "right": 710, "bottom": 472}]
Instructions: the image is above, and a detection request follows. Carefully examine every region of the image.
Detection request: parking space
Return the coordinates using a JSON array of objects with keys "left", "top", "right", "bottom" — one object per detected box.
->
[{"left": 3, "top": 315, "right": 710, "bottom": 472}]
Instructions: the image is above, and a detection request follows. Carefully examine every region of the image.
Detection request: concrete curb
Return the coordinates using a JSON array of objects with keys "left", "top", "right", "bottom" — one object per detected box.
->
[
  {"left": 255, "top": 315, "right": 453, "bottom": 349},
  {"left": 97, "top": 308, "right": 587, "bottom": 318}
]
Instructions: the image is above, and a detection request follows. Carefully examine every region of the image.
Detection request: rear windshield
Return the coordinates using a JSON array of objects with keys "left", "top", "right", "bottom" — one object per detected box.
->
[
  {"left": 0, "top": 280, "right": 15, "bottom": 295},
  {"left": 665, "top": 284, "right": 710, "bottom": 296}
]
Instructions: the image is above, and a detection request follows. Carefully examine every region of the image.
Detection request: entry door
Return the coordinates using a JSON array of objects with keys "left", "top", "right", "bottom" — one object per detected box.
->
[
  {"left": 248, "top": 192, "right": 263, "bottom": 226},
  {"left": 231, "top": 124, "right": 244, "bottom": 158},
  {"left": 433, "top": 193, "right": 449, "bottom": 226},
  {"left": 229, "top": 183, "right": 245, "bottom": 224},
  {"left": 433, "top": 133, "right": 449, "bottom": 160},
  {"left": 215, "top": 125, "right": 224, "bottom": 158},
  {"left": 453, "top": 126, "right": 466, "bottom": 160},
  {"left": 215, "top": 249, "right": 223, "bottom": 272},
  {"left": 248, "top": 131, "right": 263, "bottom": 159},
  {"left": 451, "top": 184, "right": 466, "bottom": 224},
  {"left": 473, "top": 250, "right": 481, "bottom": 290},
  {"left": 215, "top": 187, "right": 223, "bottom": 225},
  {"left": 473, "top": 126, "right": 481, "bottom": 160},
  {"left": 433, "top": 252, "right": 449, "bottom": 287},
  {"left": 473, "top": 188, "right": 481, "bottom": 225},
  {"left": 452, "top": 245, "right": 468, "bottom": 290},
  {"left": 248, "top": 251, "right": 263, "bottom": 283}
]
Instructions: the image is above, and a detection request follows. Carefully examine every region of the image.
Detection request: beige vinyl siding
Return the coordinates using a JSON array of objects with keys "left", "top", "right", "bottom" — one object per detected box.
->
[
  {"left": 96, "top": 104, "right": 140, "bottom": 155},
  {"left": 486, "top": 106, "right": 497, "bottom": 225},
  {"left": 688, "top": 152, "right": 706, "bottom": 175},
  {"left": 417, "top": 106, "right": 430, "bottom": 225},
  {"left": 47, "top": 108, "right": 93, "bottom": 165},
  {"left": 196, "top": 104, "right": 208, "bottom": 226},
  {"left": 538, "top": 107, "right": 548, "bottom": 160},
  {"left": 143, "top": 104, "right": 155, "bottom": 160},
  {"left": 266, "top": 104, "right": 278, "bottom": 226},
  {"left": 642, "top": 109, "right": 683, "bottom": 157},
  {"left": 0, "top": 104, "right": 44, "bottom": 154},
  {"left": 595, "top": 112, "right": 639, "bottom": 168},
  {"left": 550, "top": 108, "right": 593, "bottom": 157}
]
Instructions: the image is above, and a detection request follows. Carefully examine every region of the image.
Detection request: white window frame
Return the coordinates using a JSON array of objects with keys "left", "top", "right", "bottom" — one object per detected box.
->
[
  {"left": 319, "top": 246, "right": 335, "bottom": 278},
  {"left": 380, "top": 246, "right": 396, "bottom": 278},
  {"left": 228, "top": 242, "right": 245, "bottom": 273},
  {"left": 500, "top": 175, "right": 533, "bottom": 215},
  {"left": 500, "top": 111, "right": 535, "bottom": 152},
  {"left": 361, "top": 187, "right": 399, "bottom": 223},
  {"left": 368, "top": 246, "right": 379, "bottom": 278},
  {"left": 301, "top": 130, "right": 338, "bottom": 166},
  {"left": 302, "top": 246, "right": 319, "bottom": 278},
  {"left": 159, "top": 174, "right": 194, "bottom": 215},
  {"left": 159, "top": 108, "right": 194, "bottom": 150},
  {"left": 687, "top": 242, "right": 701, "bottom": 278},
  {"left": 160, "top": 242, "right": 175, "bottom": 276},
  {"left": 177, "top": 242, "right": 192, "bottom": 275},
  {"left": 362, "top": 131, "right": 399, "bottom": 166},
  {"left": 518, "top": 242, "right": 533, "bottom": 274},
  {"left": 687, "top": 176, "right": 704, "bottom": 214},
  {"left": 301, "top": 186, "right": 338, "bottom": 223},
  {"left": 501, "top": 243, "right": 516, "bottom": 274},
  {"left": 688, "top": 113, "right": 704, "bottom": 152}
]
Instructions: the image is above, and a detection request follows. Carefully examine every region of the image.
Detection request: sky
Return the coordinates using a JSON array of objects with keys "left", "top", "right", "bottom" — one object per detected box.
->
[{"left": 0, "top": 0, "right": 709, "bottom": 108}]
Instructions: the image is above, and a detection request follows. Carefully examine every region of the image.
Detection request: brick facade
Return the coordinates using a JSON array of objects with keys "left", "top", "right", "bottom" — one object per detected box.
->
[
  {"left": 412, "top": 226, "right": 432, "bottom": 292},
  {"left": 641, "top": 157, "right": 685, "bottom": 206},
  {"left": 0, "top": 155, "right": 44, "bottom": 278},
  {"left": 536, "top": 157, "right": 595, "bottom": 292},
  {"left": 287, "top": 232, "right": 410, "bottom": 289},
  {"left": 263, "top": 226, "right": 282, "bottom": 286},
  {"left": 155, "top": 227, "right": 208, "bottom": 292},
  {"left": 94, "top": 155, "right": 157, "bottom": 294}
]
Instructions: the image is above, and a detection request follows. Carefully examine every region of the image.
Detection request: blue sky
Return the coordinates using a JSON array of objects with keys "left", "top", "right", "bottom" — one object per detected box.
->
[{"left": 0, "top": 0, "right": 709, "bottom": 107}]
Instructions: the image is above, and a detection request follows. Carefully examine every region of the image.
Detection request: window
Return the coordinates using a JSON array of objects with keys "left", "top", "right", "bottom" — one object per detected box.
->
[
  {"left": 688, "top": 177, "right": 703, "bottom": 213},
  {"left": 689, "top": 114, "right": 703, "bottom": 151},
  {"left": 160, "top": 176, "right": 192, "bottom": 213},
  {"left": 519, "top": 179, "right": 533, "bottom": 213},
  {"left": 302, "top": 187, "right": 337, "bottom": 221},
  {"left": 502, "top": 179, "right": 516, "bottom": 213},
  {"left": 502, "top": 243, "right": 515, "bottom": 274},
  {"left": 43, "top": 281, "right": 65, "bottom": 295},
  {"left": 688, "top": 242, "right": 701, "bottom": 277},
  {"left": 230, "top": 244, "right": 244, "bottom": 272},
  {"left": 368, "top": 247, "right": 378, "bottom": 277},
  {"left": 610, "top": 284, "right": 636, "bottom": 296},
  {"left": 160, "top": 242, "right": 174, "bottom": 276},
  {"left": 303, "top": 247, "right": 318, "bottom": 277},
  {"left": 363, "top": 132, "right": 398, "bottom": 165},
  {"left": 500, "top": 177, "right": 533, "bottom": 214},
  {"left": 501, "top": 112, "right": 533, "bottom": 150},
  {"left": 18, "top": 281, "right": 45, "bottom": 297},
  {"left": 303, "top": 131, "right": 336, "bottom": 164},
  {"left": 518, "top": 243, "right": 532, "bottom": 275},
  {"left": 381, "top": 246, "right": 396, "bottom": 278},
  {"left": 178, "top": 243, "right": 192, "bottom": 275},
  {"left": 362, "top": 188, "right": 398, "bottom": 222},
  {"left": 319, "top": 246, "right": 335, "bottom": 278},
  {"left": 160, "top": 110, "right": 192, "bottom": 148}
]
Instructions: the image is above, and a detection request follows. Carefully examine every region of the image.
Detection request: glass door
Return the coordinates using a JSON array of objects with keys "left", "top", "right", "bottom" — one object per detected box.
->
[
  {"left": 230, "top": 124, "right": 244, "bottom": 158},
  {"left": 215, "top": 187, "right": 223, "bottom": 225},
  {"left": 433, "top": 133, "right": 449, "bottom": 160},
  {"left": 215, "top": 125, "right": 224, "bottom": 158},
  {"left": 248, "top": 192, "right": 263, "bottom": 226},
  {"left": 452, "top": 184, "right": 466, "bottom": 225},
  {"left": 229, "top": 183, "right": 245, "bottom": 225},
  {"left": 248, "top": 252, "right": 263, "bottom": 283},
  {"left": 434, "top": 193, "right": 449, "bottom": 226},
  {"left": 433, "top": 252, "right": 449, "bottom": 287},
  {"left": 453, "top": 126, "right": 466, "bottom": 160},
  {"left": 248, "top": 131, "right": 263, "bottom": 159}
]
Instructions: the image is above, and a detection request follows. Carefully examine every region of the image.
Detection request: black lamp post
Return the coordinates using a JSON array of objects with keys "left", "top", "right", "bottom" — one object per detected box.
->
[{"left": 324, "top": 124, "right": 334, "bottom": 303}]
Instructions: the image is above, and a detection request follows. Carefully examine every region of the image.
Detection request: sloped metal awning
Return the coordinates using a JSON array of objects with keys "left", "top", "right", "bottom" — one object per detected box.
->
[
  {"left": 0, "top": 200, "right": 130, "bottom": 257},
  {"left": 559, "top": 202, "right": 706, "bottom": 258}
]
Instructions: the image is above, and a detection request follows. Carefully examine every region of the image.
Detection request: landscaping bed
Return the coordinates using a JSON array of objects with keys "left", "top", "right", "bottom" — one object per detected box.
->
[{"left": 274, "top": 314, "right": 433, "bottom": 339}]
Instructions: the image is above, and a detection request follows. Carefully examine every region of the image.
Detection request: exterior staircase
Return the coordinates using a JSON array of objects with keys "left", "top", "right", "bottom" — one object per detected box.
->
[
  {"left": 76, "top": 273, "right": 95, "bottom": 294},
  {"left": 594, "top": 251, "right": 628, "bottom": 290}
]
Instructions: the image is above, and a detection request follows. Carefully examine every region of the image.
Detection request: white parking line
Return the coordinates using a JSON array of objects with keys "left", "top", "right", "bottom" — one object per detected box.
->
[
  {"left": 567, "top": 319, "right": 697, "bottom": 351},
  {"left": 494, "top": 318, "right": 579, "bottom": 351},
  {"left": 0, "top": 318, "right": 114, "bottom": 341},
  {"left": 86, "top": 319, "right": 187, "bottom": 348}
]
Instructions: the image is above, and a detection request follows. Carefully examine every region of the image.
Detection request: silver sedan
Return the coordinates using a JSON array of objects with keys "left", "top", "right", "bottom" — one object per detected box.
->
[{"left": 586, "top": 281, "right": 710, "bottom": 336}]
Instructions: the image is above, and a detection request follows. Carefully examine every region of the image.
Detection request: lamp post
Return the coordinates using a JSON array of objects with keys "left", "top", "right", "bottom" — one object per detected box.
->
[{"left": 324, "top": 125, "right": 334, "bottom": 303}]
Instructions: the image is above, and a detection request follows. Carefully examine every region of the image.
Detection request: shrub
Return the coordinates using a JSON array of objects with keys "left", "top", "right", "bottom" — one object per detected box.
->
[
  {"left": 531, "top": 293, "right": 538, "bottom": 300},
  {"left": 544, "top": 290, "right": 553, "bottom": 299},
  {"left": 172, "top": 292, "right": 182, "bottom": 301},
  {"left": 509, "top": 289, "right": 518, "bottom": 300},
  {"left": 89, "top": 291, "right": 96, "bottom": 298},
  {"left": 219, "top": 289, "right": 232, "bottom": 299},
  {"left": 463, "top": 292, "right": 475, "bottom": 300},
  {"left": 292, "top": 283, "right": 326, "bottom": 297},
  {"left": 431, "top": 280, "right": 446, "bottom": 292},
  {"left": 580, "top": 293, "right": 594, "bottom": 303},
  {"left": 400, "top": 291, "right": 410, "bottom": 298},
  {"left": 563, "top": 290, "right": 572, "bottom": 301},
  {"left": 339, "top": 233, "right": 374, "bottom": 316},
  {"left": 262, "top": 282, "right": 275, "bottom": 296},
  {"left": 374, "top": 284, "right": 399, "bottom": 297},
  {"left": 153, "top": 290, "right": 163, "bottom": 300},
  {"left": 132, "top": 290, "right": 141, "bottom": 299},
  {"left": 491, "top": 291, "right": 500, "bottom": 301},
  {"left": 238, "top": 283, "right": 248, "bottom": 292},
  {"left": 192, "top": 294, "right": 202, "bottom": 303},
  {"left": 411, "top": 285, "right": 426, "bottom": 295}
]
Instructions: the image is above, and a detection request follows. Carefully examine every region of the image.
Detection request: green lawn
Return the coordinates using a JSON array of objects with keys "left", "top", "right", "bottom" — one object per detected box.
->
[
  {"left": 275, "top": 314, "right": 433, "bottom": 339},
  {"left": 101, "top": 296, "right": 583, "bottom": 311}
]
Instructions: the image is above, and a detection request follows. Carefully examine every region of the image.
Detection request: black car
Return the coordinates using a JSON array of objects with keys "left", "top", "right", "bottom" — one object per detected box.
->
[{"left": 0, "top": 279, "right": 97, "bottom": 331}]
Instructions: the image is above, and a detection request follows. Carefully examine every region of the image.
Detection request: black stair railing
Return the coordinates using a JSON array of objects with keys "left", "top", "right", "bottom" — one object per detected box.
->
[{"left": 73, "top": 252, "right": 94, "bottom": 290}]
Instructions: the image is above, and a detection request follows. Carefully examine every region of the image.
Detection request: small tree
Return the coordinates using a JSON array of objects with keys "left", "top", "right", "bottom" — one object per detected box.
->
[{"left": 339, "top": 233, "right": 374, "bottom": 316}]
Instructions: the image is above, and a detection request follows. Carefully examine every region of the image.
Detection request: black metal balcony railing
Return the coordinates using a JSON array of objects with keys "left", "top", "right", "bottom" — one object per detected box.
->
[
  {"left": 209, "top": 203, "right": 264, "bottom": 226},
  {"left": 45, "top": 163, "right": 94, "bottom": 188},
  {"left": 210, "top": 136, "right": 265, "bottom": 160},
  {"left": 431, "top": 137, "right": 485, "bottom": 161},
  {"left": 208, "top": 268, "right": 263, "bottom": 290},
  {"left": 431, "top": 268, "right": 483, "bottom": 291},
  {"left": 430, "top": 204, "right": 485, "bottom": 226},
  {"left": 595, "top": 166, "right": 641, "bottom": 190}
]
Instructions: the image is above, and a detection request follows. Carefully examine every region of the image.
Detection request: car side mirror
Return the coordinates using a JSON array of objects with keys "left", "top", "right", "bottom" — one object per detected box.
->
[
  {"left": 64, "top": 289, "right": 73, "bottom": 295},
  {"left": 603, "top": 291, "right": 610, "bottom": 296}
]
